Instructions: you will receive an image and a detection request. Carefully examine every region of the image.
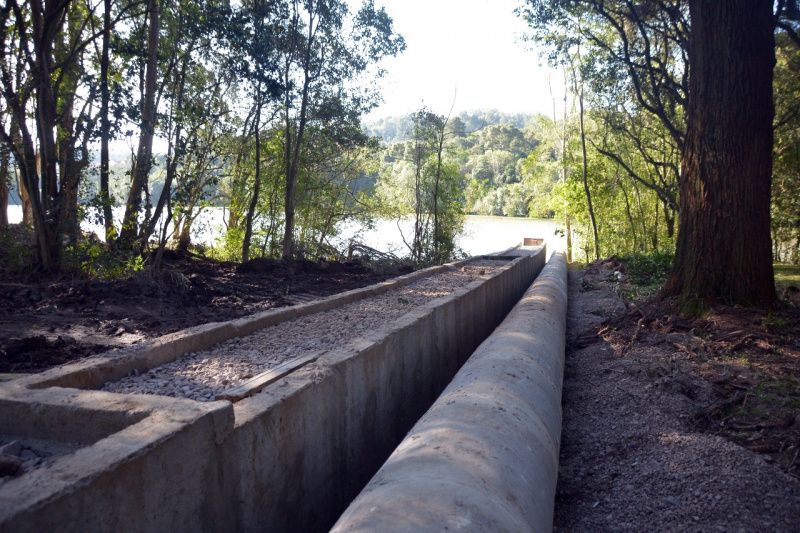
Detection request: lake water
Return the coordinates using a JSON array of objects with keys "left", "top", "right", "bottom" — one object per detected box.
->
[{"left": 6, "top": 206, "right": 564, "bottom": 258}]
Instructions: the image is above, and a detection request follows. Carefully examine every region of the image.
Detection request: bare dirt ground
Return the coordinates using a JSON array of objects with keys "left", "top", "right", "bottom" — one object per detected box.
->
[
  {"left": 0, "top": 250, "right": 393, "bottom": 373},
  {"left": 555, "top": 259, "right": 800, "bottom": 532}
]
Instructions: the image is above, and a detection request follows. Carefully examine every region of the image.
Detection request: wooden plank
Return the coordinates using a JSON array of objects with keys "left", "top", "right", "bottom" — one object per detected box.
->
[{"left": 215, "top": 353, "right": 319, "bottom": 402}]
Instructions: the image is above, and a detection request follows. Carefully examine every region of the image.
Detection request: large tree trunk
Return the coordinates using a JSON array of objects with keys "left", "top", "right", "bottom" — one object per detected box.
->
[
  {"left": 665, "top": 0, "right": 776, "bottom": 307},
  {"left": 31, "top": 0, "right": 66, "bottom": 270},
  {"left": 120, "top": 0, "right": 159, "bottom": 246}
]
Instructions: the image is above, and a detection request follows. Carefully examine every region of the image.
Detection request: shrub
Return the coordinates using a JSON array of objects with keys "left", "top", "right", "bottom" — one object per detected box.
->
[{"left": 621, "top": 250, "right": 674, "bottom": 286}]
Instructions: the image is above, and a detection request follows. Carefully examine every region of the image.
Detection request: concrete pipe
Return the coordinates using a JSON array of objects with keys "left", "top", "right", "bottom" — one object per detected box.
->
[{"left": 331, "top": 252, "right": 568, "bottom": 532}]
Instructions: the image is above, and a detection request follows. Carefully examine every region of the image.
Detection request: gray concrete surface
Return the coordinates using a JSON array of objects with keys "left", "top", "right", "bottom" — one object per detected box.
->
[
  {"left": 19, "top": 259, "right": 473, "bottom": 392},
  {"left": 0, "top": 384, "right": 234, "bottom": 532},
  {"left": 331, "top": 252, "right": 568, "bottom": 533},
  {"left": 0, "top": 247, "right": 547, "bottom": 532}
]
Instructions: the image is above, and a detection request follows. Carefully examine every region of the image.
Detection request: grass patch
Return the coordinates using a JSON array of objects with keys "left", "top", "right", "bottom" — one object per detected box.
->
[
  {"left": 775, "top": 263, "right": 800, "bottom": 287},
  {"left": 726, "top": 377, "right": 800, "bottom": 420}
]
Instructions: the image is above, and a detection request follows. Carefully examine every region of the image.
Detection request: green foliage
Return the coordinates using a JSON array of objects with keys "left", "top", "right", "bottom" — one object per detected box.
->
[
  {"left": 762, "top": 312, "right": 790, "bottom": 334},
  {"left": 621, "top": 251, "right": 674, "bottom": 286},
  {"left": 772, "top": 34, "right": 800, "bottom": 264},
  {"left": 774, "top": 263, "right": 800, "bottom": 286},
  {"left": 0, "top": 227, "right": 33, "bottom": 274},
  {"left": 375, "top": 108, "right": 465, "bottom": 265},
  {"left": 376, "top": 114, "right": 546, "bottom": 219},
  {"left": 62, "top": 241, "right": 144, "bottom": 280},
  {"left": 213, "top": 226, "right": 246, "bottom": 262}
]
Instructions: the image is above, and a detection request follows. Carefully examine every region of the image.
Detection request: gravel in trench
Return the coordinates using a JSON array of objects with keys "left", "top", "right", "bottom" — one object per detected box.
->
[{"left": 103, "top": 261, "right": 504, "bottom": 402}]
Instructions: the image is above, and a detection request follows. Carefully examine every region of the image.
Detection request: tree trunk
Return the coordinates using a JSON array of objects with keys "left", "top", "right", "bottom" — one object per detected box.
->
[
  {"left": 31, "top": 0, "right": 65, "bottom": 270},
  {"left": 18, "top": 160, "right": 33, "bottom": 227},
  {"left": 281, "top": 6, "right": 316, "bottom": 260},
  {"left": 0, "top": 145, "right": 8, "bottom": 229},
  {"left": 120, "top": 0, "right": 159, "bottom": 246},
  {"left": 665, "top": 0, "right": 776, "bottom": 308},
  {"left": 55, "top": 3, "right": 84, "bottom": 245},
  {"left": 176, "top": 216, "right": 192, "bottom": 252},
  {"left": 566, "top": 215, "right": 572, "bottom": 263},
  {"left": 577, "top": 81, "right": 599, "bottom": 261},
  {"left": 100, "top": 0, "right": 114, "bottom": 242},
  {"left": 144, "top": 46, "right": 192, "bottom": 250},
  {"left": 663, "top": 202, "right": 675, "bottom": 239},
  {"left": 242, "top": 96, "right": 262, "bottom": 263}
]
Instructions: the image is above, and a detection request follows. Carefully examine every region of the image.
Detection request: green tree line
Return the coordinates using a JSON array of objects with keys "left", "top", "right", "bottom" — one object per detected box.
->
[{"left": 0, "top": 0, "right": 404, "bottom": 271}]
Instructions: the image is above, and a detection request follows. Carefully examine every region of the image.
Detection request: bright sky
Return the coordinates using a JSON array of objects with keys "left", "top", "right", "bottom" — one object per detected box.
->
[{"left": 361, "top": 0, "right": 564, "bottom": 120}]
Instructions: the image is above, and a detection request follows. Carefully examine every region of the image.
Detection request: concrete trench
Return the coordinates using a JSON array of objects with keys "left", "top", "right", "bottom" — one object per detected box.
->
[
  {"left": 0, "top": 246, "right": 547, "bottom": 532},
  {"left": 332, "top": 252, "right": 568, "bottom": 532}
]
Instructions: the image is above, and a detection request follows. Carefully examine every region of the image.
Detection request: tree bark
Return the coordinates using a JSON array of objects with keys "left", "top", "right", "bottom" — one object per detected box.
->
[
  {"left": 18, "top": 151, "right": 33, "bottom": 227},
  {"left": 30, "top": 0, "right": 66, "bottom": 270},
  {"left": 242, "top": 94, "right": 262, "bottom": 263},
  {"left": 281, "top": 4, "right": 316, "bottom": 260},
  {"left": 55, "top": 3, "right": 85, "bottom": 245},
  {"left": 0, "top": 143, "right": 8, "bottom": 229},
  {"left": 100, "top": 0, "right": 114, "bottom": 242},
  {"left": 120, "top": 0, "right": 159, "bottom": 246},
  {"left": 576, "top": 70, "right": 599, "bottom": 261},
  {"left": 664, "top": 0, "right": 776, "bottom": 307}
]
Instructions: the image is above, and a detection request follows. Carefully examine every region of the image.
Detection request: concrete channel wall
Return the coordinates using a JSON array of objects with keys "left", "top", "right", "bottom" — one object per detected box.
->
[
  {"left": 332, "top": 253, "right": 568, "bottom": 532},
  {"left": 0, "top": 247, "right": 546, "bottom": 532},
  {"left": 19, "top": 259, "right": 477, "bottom": 392}
]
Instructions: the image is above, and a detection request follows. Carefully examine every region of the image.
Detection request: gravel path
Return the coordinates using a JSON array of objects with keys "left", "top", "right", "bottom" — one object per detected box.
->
[
  {"left": 103, "top": 261, "right": 503, "bottom": 402},
  {"left": 555, "top": 264, "right": 800, "bottom": 532}
]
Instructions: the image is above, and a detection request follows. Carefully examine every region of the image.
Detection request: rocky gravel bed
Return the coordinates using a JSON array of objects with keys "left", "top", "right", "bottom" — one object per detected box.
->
[{"left": 103, "top": 261, "right": 505, "bottom": 402}]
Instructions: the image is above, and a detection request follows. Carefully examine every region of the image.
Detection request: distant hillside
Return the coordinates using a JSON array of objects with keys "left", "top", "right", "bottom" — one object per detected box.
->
[
  {"left": 363, "top": 110, "right": 540, "bottom": 143},
  {"left": 370, "top": 110, "right": 559, "bottom": 219}
]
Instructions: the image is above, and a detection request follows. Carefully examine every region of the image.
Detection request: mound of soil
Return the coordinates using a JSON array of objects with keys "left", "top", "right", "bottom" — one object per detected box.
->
[{"left": 0, "top": 251, "right": 389, "bottom": 374}]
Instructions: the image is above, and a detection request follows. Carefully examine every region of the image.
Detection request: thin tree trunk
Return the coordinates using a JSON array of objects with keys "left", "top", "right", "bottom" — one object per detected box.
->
[
  {"left": 121, "top": 0, "right": 159, "bottom": 246},
  {"left": 282, "top": 5, "right": 316, "bottom": 260},
  {"left": 100, "top": 0, "right": 114, "bottom": 242},
  {"left": 143, "top": 45, "right": 192, "bottom": 249},
  {"left": 55, "top": 4, "right": 83, "bottom": 245},
  {"left": 242, "top": 94, "right": 262, "bottom": 263},
  {"left": 652, "top": 197, "right": 659, "bottom": 251},
  {"left": 665, "top": 0, "right": 776, "bottom": 308},
  {"left": 663, "top": 203, "right": 675, "bottom": 239},
  {"left": 560, "top": 69, "right": 573, "bottom": 263},
  {"left": 0, "top": 144, "right": 8, "bottom": 229},
  {"left": 17, "top": 140, "right": 33, "bottom": 227},
  {"left": 619, "top": 174, "right": 639, "bottom": 252},
  {"left": 176, "top": 216, "right": 192, "bottom": 251},
  {"left": 566, "top": 215, "right": 573, "bottom": 263},
  {"left": 576, "top": 77, "right": 599, "bottom": 260}
]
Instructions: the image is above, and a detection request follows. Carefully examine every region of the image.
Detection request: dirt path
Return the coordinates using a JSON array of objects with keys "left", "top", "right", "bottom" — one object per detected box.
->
[{"left": 555, "top": 264, "right": 800, "bottom": 532}]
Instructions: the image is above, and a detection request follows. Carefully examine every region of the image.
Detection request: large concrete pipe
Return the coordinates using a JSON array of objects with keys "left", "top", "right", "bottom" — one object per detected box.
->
[{"left": 331, "top": 252, "right": 568, "bottom": 532}]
